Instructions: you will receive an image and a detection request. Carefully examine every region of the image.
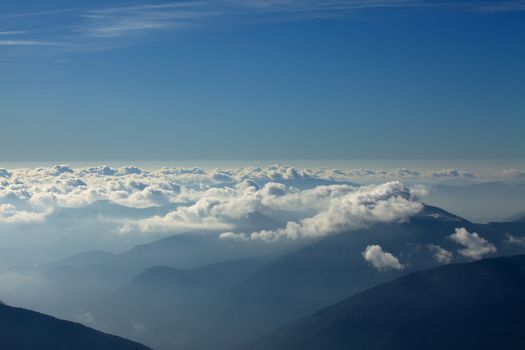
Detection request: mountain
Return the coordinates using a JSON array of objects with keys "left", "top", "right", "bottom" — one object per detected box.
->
[
  {"left": 54, "top": 200, "right": 180, "bottom": 220},
  {"left": 247, "top": 255, "right": 525, "bottom": 350},
  {"left": 91, "top": 205, "right": 525, "bottom": 350},
  {"left": 201, "top": 205, "right": 491, "bottom": 347},
  {"left": 92, "top": 255, "right": 274, "bottom": 350},
  {"left": 27, "top": 232, "right": 291, "bottom": 323},
  {"left": 50, "top": 211, "right": 290, "bottom": 272},
  {"left": 130, "top": 254, "right": 275, "bottom": 290},
  {"left": 34, "top": 212, "right": 298, "bottom": 318},
  {"left": 509, "top": 212, "right": 525, "bottom": 222},
  {"left": 0, "top": 302, "right": 151, "bottom": 350},
  {"left": 424, "top": 182, "right": 525, "bottom": 222}
]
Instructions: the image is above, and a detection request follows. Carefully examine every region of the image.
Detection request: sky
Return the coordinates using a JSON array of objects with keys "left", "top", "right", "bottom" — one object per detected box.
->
[{"left": 0, "top": 0, "right": 524, "bottom": 161}]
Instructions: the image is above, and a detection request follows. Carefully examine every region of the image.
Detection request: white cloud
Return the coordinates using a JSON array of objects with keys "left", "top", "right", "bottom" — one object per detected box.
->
[
  {"left": 0, "top": 164, "right": 520, "bottom": 238},
  {"left": 78, "top": 165, "right": 118, "bottom": 176},
  {"left": 427, "top": 244, "right": 453, "bottom": 263},
  {"left": 0, "top": 204, "right": 49, "bottom": 224},
  {"left": 4, "top": 0, "right": 523, "bottom": 57},
  {"left": 222, "top": 181, "right": 423, "bottom": 241},
  {"left": 424, "top": 168, "right": 475, "bottom": 178},
  {"left": 0, "top": 40, "right": 61, "bottom": 46},
  {"left": 47, "top": 165, "right": 74, "bottom": 176},
  {"left": 449, "top": 228, "right": 496, "bottom": 260},
  {"left": 119, "top": 200, "right": 233, "bottom": 234},
  {"left": 77, "top": 0, "right": 462, "bottom": 40},
  {"left": 362, "top": 244, "right": 404, "bottom": 271},
  {"left": 219, "top": 231, "right": 248, "bottom": 241},
  {"left": 0, "top": 31, "right": 27, "bottom": 36},
  {"left": 505, "top": 234, "right": 525, "bottom": 246}
]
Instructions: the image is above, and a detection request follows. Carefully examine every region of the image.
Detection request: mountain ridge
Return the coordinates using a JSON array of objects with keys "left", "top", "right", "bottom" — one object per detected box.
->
[
  {"left": 0, "top": 302, "right": 151, "bottom": 350},
  {"left": 246, "top": 254, "right": 525, "bottom": 350}
]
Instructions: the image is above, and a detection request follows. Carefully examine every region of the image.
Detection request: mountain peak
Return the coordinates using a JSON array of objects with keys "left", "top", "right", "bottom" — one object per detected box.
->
[{"left": 416, "top": 204, "right": 470, "bottom": 223}]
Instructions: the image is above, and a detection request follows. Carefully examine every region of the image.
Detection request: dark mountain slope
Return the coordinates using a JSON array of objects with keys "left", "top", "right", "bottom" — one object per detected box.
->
[
  {"left": 248, "top": 255, "right": 525, "bottom": 350},
  {"left": 216, "top": 205, "right": 490, "bottom": 343},
  {"left": 0, "top": 302, "right": 151, "bottom": 350}
]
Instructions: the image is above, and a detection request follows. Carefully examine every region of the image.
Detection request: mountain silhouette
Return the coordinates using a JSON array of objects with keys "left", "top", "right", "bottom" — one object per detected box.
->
[
  {"left": 247, "top": 255, "right": 525, "bottom": 350},
  {"left": 0, "top": 302, "right": 151, "bottom": 350},
  {"left": 92, "top": 205, "right": 525, "bottom": 350}
]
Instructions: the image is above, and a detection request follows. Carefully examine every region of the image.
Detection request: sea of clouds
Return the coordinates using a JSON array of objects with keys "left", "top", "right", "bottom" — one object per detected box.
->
[
  {"left": 0, "top": 163, "right": 521, "bottom": 266},
  {"left": 0, "top": 164, "right": 523, "bottom": 236},
  {"left": 0, "top": 164, "right": 519, "bottom": 312}
]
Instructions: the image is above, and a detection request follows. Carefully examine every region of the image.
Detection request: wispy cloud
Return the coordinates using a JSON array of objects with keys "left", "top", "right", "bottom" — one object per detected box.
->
[
  {"left": 73, "top": 0, "right": 454, "bottom": 39},
  {"left": 0, "top": 31, "right": 27, "bottom": 36},
  {"left": 1, "top": 0, "right": 524, "bottom": 56},
  {"left": 4, "top": 8, "right": 75, "bottom": 18},
  {"left": 78, "top": 2, "right": 213, "bottom": 38},
  {"left": 0, "top": 40, "right": 61, "bottom": 46}
]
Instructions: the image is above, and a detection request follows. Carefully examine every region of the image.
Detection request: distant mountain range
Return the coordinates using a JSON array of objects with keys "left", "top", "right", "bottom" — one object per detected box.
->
[
  {"left": 7, "top": 203, "right": 524, "bottom": 350},
  {"left": 0, "top": 302, "right": 150, "bottom": 350},
  {"left": 425, "top": 182, "right": 525, "bottom": 222},
  {"left": 50, "top": 210, "right": 291, "bottom": 271},
  {"left": 94, "top": 255, "right": 275, "bottom": 350},
  {"left": 247, "top": 254, "right": 525, "bottom": 350},
  {"left": 36, "top": 211, "right": 299, "bottom": 317},
  {"left": 508, "top": 212, "right": 525, "bottom": 222},
  {"left": 85, "top": 205, "right": 525, "bottom": 350}
]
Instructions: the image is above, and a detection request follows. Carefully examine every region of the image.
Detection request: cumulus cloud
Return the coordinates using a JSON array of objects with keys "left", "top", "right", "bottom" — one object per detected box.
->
[
  {"left": 47, "top": 165, "right": 74, "bottom": 176},
  {"left": 0, "top": 164, "right": 520, "bottom": 234},
  {"left": 424, "top": 168, "right": 475, "bottom": 179},
  {"left": 448, "top": 228, "right": 496, "bottom": 260},
  {"left": 362, "top": 244, "right": 404, "bottom": 271},
  {"left": 0, "top": 165, "right": 428, "bottom": 237},
  {"left": 221, "top": 181, "right": 423, "bottom": 241},
  {"left": 0, "top": 204, "right": 49, "bottom": 224},
  {"left": 119, "top": 199, "right": 233, "bottom": 234},
  {"left": 427, "top": 244, "right": 453, "bottom": 263},
  {"left": 122, "top": 181, "right": 300, "bottom": 233}
]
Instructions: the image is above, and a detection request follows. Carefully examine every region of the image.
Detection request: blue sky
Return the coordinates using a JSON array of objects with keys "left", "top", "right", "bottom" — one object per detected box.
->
[{"left": 0, "top": 0, "right": 524, "bottom": 161}]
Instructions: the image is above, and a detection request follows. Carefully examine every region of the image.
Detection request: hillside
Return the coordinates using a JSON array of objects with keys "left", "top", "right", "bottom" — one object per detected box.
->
[
  {"left": 0, "top": 302, "right": 151, "bottom": 350},
  {"left": 248, "top": 255, "right": 525, "bottom": 350}
]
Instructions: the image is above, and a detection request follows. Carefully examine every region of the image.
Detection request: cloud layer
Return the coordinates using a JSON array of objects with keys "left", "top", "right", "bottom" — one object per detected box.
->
[
  {"left": 0, "top": 164, "right": 522, "bottom": 245},
  {"left": 220, "top": 181, "right": 423, "bottom": 241}
]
